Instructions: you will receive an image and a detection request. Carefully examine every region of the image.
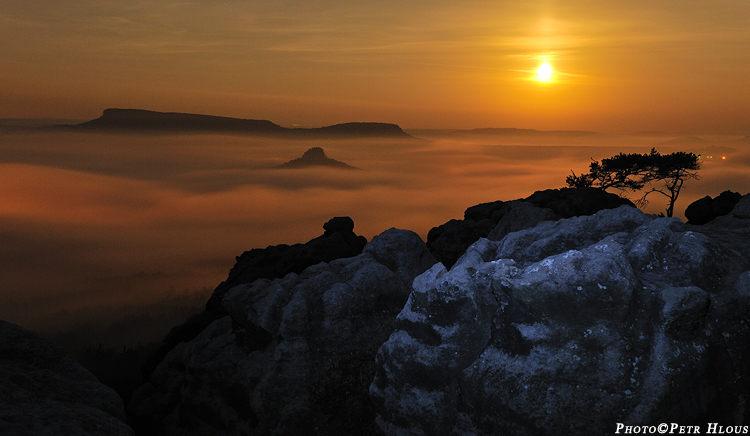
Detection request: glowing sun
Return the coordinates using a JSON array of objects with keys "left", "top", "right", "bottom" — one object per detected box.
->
[{"left": 535, "top": 62, "right": 553, "bottom": 82}]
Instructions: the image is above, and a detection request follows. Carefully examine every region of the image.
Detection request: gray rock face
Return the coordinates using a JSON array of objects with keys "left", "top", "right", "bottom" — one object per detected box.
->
[
  {"left": 732, "top": 194, "right": 750, "bottom": 219},
  {"left": 371, "top": 205, "right": 750, "bottom": 435},
  {"left": 690, "top": 194, "right": 750, "bottom": 262},
  {"left": 0, "top": 320, "right": 133, "bottom": 436},
  {"left": 205, "top": 216, "right": 368, "bottom": 319},
  {"left": 142, "top": 217, "right": 368, "bottom": 382},
  {"left": 486, "top": 200, "right": 558, "bottom": 241},
  {"left": 129, "top": 228, "right": 436, "bottom": 435},
  {"left": 426, "top": 188, "right": 634, "bottom": 268}
]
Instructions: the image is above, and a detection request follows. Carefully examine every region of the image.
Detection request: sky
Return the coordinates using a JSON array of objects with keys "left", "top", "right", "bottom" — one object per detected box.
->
[{"left": 2, "top": 0, "right": 750, "bottom": 132}]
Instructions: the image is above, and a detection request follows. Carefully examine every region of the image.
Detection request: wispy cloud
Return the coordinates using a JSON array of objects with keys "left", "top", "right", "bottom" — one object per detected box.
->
[{"left": 1, "top": 0, "right": 749, "bottom": 129}]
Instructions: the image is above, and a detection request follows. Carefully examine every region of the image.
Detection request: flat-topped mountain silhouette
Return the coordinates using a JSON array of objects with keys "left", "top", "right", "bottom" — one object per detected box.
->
[
  {"left": 68, "top": 108, "right": 411, "bottom": 138},
  {"left": 278, "top": 147, "right": 358, "bottom": 169},
  {"left": 74, "top": 108, "right": 283, "bottom": 133}
]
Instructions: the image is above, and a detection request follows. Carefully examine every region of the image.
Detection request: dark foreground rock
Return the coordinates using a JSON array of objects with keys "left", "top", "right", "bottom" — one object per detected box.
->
[
  {"left": 204, "top": 216, "right": 367, "bottom": 318},
  {"left": 688, "top": 194, "right": 750, "bottom": 261},
  {"left": 129, "top": 228, "right": 436, "bottom": 435},
  {"left": 371, "top": 204, "right": 750, "bottom": 435},
  {"left": 0, "top": 320, "right": 133, "bottom": 436},
  {"left": 142, "top": 217, "right": 368, "bottom": 379},
  {"left": 685, "top": 190, "right": 743, "bottom": 225},
  {"left": 426, "top": 187, "right": 634, "bottom": 268}
]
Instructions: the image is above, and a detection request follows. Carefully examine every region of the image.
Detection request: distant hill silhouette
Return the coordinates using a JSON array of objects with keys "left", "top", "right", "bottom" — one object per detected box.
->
[
  {"left": 657, "top": 136, "right": 707, "bottom": 146},
  {"left": 0, "top": 118, "right": 85, "bottom": 129},
  {"left": 66, "top": 108, "right": 411, "bottom": 138},
  {"left": 409, "top": 127, "right": 600, "bottom": 138},
  {"left": 73, "top": 108, "right": 284, "bottom": 133},
  {"left": 310, "top": 122, "right": 408, "bottom": 137},
  {"left": 467, "top": 127, "right": 600, "bottom": 137},
  {"left": 697, "top": 145, "right": 736, "bottom": 156},
  {"left": 278, "top": 147, "right": 358, "bottom": 169}
]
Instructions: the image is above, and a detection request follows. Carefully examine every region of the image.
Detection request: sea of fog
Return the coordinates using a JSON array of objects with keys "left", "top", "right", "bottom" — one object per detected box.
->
[{"left": 1, "top": 129, "right": 748, "bottom": 347}]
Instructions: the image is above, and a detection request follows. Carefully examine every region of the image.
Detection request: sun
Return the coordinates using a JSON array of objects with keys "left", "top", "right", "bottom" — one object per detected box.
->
[{"left": 535, "top": 62, "right": 553, "bottom": 82}]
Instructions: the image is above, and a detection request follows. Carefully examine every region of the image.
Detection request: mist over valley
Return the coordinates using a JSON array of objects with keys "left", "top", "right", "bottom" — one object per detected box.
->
[{"left": 1, "top": 115, "right": 748, "bottom": 348}]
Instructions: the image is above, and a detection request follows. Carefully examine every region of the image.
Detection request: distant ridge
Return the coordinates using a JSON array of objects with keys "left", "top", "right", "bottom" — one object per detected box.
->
[
  {"left": 408, "top": 127, "right": 600, "bottom": 138},
  {"left": 657, "top": 136, "right": 706, "bottom": 146},
  {"left": 468, "top": 127, "right": 600, "bottom": 137},
  {"left": 0, "top": 118, "right": 85, "bottom": 129},
  {"left": 67, "top": 108, "right": 411, "bottom": 138}
]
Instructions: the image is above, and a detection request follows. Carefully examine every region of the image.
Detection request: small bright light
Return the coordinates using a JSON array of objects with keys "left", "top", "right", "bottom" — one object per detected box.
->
[
  {"left": 722, "top": 156, "right": 726, "bottom": 160},
  {"left": 536, "top": 62, "right": 553, "bottom": 82}
]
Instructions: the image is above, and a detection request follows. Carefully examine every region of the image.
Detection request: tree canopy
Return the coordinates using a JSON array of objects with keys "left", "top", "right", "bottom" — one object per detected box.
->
[{"left": 566, "top": 148, "right": 700, "bottom": 217}]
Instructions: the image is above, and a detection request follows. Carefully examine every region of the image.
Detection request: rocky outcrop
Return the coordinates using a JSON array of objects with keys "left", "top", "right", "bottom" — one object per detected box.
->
[
  {"left": 685, "top": 190, "right": 743, "bottom": 225},
  {"left": 278, "top": 147, "right": 358, "bottom": 169},
  {"left": 731, "top": 194, "right": 750, "bottom": 219},
  {"left": 371, "top": 205, "right": 750, "bottom": 435},
  {"left": 522, "top": 187, "right": 635, "bottom": 218},
  {"left": 688, "top": 194, "right": 750, "bottom": 262},
  {"left": 126, "top": 193, "right": 750, "bottom": 436},
  {"left": 129, "top": 228, "right": 436, "bottom": 435},
  {"left": 142, "top": 217, "right": 368, "bottom": 390},
  {"left": 0, "top": 320, "right": 133, "bottom": 436},
  {"left": 426, "top": 188, "right": 634, "bottom": 268},
  {"left": 204, "top": 216, "right": 367, "bottom": 318}
]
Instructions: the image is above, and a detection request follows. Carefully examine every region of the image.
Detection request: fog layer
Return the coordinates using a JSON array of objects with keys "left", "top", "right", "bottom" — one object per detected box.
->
[{"left": 1, "top": 130, "right": 747, "bottom": 343}]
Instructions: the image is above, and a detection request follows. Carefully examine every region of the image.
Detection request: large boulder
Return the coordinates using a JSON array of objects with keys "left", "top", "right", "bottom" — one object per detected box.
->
[
  {"left": 0, "top": 320, "right": 133, "bottom": 436},
  {"left": 732, "top": 194, "right": 750, "bottom": 219},
  {"left": 685, "top": 190, "right": 743, "bottom": 224},
  {"left": 205, "top": 216, "right": 368, "bottom": 318},
  {"left": 486, "top": 200, "right": 558, "bottom": 241},
  {"left": 371, "top": 205, "right": 750, "bottom": 435},
  {"left": 689, "top": 193, "right": 750, "bottom": 264},
  {"left": 142, "top": 217, "right": 368, "bottom": 379},
  {"left": 523, "top": 186, "right": 637, "bottom": 218},
  {"left": 426, "top": 188, "right": 634, "bottom": 268},
  {"left": 129, "top": 228, "right": 436, "bottom": 435}
]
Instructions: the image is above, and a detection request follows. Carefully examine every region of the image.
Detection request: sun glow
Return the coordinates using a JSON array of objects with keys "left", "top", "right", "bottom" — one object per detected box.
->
[{"left": 535, "top": 62, "right": 553, "bottom": 82}]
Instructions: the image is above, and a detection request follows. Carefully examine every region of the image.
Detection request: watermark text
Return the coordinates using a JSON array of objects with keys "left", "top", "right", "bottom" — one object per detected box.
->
[{"left": 614, "top": 423, "right": 749, "bottom": 434}]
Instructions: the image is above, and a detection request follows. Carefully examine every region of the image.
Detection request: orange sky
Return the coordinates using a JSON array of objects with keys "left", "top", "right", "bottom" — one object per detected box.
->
[{"left": 1, "top": 1, "right": 749, "bottom": 132}]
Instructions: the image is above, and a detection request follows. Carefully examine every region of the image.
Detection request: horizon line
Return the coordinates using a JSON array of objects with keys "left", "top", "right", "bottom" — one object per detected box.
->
[{"left": 1, "top": 108, "right": 749, "bottom": 137}]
